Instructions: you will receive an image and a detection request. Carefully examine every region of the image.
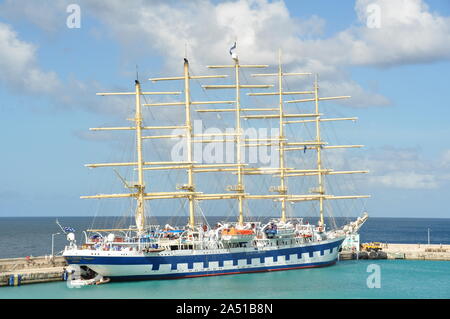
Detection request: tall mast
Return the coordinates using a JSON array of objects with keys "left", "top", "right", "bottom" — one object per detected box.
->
[
  {"left": 234, "top": 58, "right": 245, "bottom": 226},
  {"left": 247, "top": 52, "right": 311, "bottom": 221},
  {"left": 246, "top": 56, "right": 370, "bottom": 221},
  {"left": 134, "top": 80, "right": 146, "bottom": 233},
  {"left": 183, "top": 59, "right": 195, "bottom": 228},
  {"left": 203, "top": 54, "right": 271, "bottom": 226},
  {"left": 147, "top": 60, "right": 233, "bottom": 228},
  {"left": 277, "top": 51, "right": 287, "bottom": 222},
  {"left": 82, "top": 84, "right": 188, "bottom": 234},
  {"left": 312, "top": 75, "right": 325, "bottom": 227},
  {"left": 285, "top": 77, "right": 370, "bottom": 223}
]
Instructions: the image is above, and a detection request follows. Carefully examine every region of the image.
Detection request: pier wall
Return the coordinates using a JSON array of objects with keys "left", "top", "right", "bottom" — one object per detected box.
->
[
  {"left": 0, "top": 256, "right": 67, "bottom": 287},
  {"left": 381, "top": 243, "right": 450, "bottom": 261},
  {"left": 339, "top": 243, "right": 450, "bottom": 261},
  {"left": 0, "top": 256, "right": 66, "bottom": 272}
]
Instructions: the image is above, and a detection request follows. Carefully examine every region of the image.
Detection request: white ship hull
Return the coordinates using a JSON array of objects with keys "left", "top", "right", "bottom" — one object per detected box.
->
[{"left": 64, "top": 237, "right": 344, "bottom": 280}]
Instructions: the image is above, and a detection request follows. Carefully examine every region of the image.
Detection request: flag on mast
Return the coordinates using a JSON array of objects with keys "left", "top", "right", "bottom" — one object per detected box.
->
[
  {"left": 229, "top": 42, "right": 236, "bottom": 55},
  {"left": 229, "top": 42, "right": 238, "bottom": 61},
  {"left": 56, "top": 219, "right": 75, "bottom": 234}
]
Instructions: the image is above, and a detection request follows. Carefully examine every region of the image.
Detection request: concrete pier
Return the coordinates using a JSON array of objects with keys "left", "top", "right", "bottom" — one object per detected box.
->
[
  {"left": 339, "top": 243, "right": 450, "bottom": 261},
  {"left": 381, "top": 243, "right": 450, "bottom": 261},
  {"left": 0, "top": 256, "right": 67, "bottom": 286}
]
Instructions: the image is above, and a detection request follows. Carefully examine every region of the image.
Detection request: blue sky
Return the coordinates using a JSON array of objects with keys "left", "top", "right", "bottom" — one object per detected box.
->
[{"left": 0, "top": 0, "right": 450, "bottom": 219}]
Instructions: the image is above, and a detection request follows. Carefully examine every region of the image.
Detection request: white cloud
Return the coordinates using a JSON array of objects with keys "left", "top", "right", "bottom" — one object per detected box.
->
[
  {"left": 324, "top": 146, "right": 450, "bottom": 190},
  {"left": 80, "top": 0, "right": 388, "bottom": 107},
  {"left": 0, "top": 22, "right": 61, "bottom": 94},
  {"left": 0, "top": 0, "right": 65, "bottom": 33},
  {"left": 2, "top": 0, "right": 450, "bottom": 109},
  {"left": 440, "top": 149, "right": 450, "bottom": 167},
  {"left": 0, "top": 21, "right": 139, "bottom": 116},
  {"left": 353, "top": 0, "right": 450, "bottom": 66},
  {"left": 81, "top": 0, "right": 450, "bottom": 108},
  {"left": 319, "top": 79, "right": 390, "bottom": 107},
  {"left": 369, "top": 171, "right": 438, "bottom": 189},
  {"left": 85, "top": 0, "right": 450, "bottom": 70}
]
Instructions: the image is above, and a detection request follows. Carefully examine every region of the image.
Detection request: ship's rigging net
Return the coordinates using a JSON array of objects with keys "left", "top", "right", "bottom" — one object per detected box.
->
[{"left": 84, "top": 56, "right": 368, "bottom": 232}]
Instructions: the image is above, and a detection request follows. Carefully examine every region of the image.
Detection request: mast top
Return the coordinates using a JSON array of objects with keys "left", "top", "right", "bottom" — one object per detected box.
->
[{"left": 136, "top": 64, "right": 140, "bottom": 84}]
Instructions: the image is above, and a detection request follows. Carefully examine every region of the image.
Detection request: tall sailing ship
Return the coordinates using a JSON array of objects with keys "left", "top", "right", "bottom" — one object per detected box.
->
[{"left": 63, "top": 46, "right": 370, "bottom": 284}]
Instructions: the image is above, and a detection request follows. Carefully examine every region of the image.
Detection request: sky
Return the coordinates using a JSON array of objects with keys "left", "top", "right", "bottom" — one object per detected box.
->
[{"left": 0, "top": 0, "right": 450, "bottom": 219}]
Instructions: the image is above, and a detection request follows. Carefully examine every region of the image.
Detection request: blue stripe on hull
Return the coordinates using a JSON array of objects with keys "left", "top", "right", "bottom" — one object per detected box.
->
[
  {"left": 65, "top": 239, "right": 343, "bottom": 267},
  {"left": 110, "top": 259, "right": 338, "bottom": 281}
]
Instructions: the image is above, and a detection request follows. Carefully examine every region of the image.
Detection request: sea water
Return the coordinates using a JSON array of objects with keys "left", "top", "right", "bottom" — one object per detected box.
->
[{"left": 1, "top": 259, "right": 449, "bottom": 299}]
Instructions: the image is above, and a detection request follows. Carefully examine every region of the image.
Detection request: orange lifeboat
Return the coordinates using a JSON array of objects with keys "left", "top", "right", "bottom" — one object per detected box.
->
[
  {"left": 222, "top": 228, "right": 254, "bottom": 236},
  {"left": 221, "top": 228, "right": 254, "bottom": 242}
]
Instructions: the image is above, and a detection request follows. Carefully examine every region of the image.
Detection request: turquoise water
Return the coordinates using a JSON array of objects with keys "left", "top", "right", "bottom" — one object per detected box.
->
[{"left": 1, "top": 260, "right": 449, "bottom": 299}]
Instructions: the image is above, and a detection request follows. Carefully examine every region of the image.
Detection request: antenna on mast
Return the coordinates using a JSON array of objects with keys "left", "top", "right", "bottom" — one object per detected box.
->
[{"left": 136, "top": 64, "right": 140, "bottom": 84}]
